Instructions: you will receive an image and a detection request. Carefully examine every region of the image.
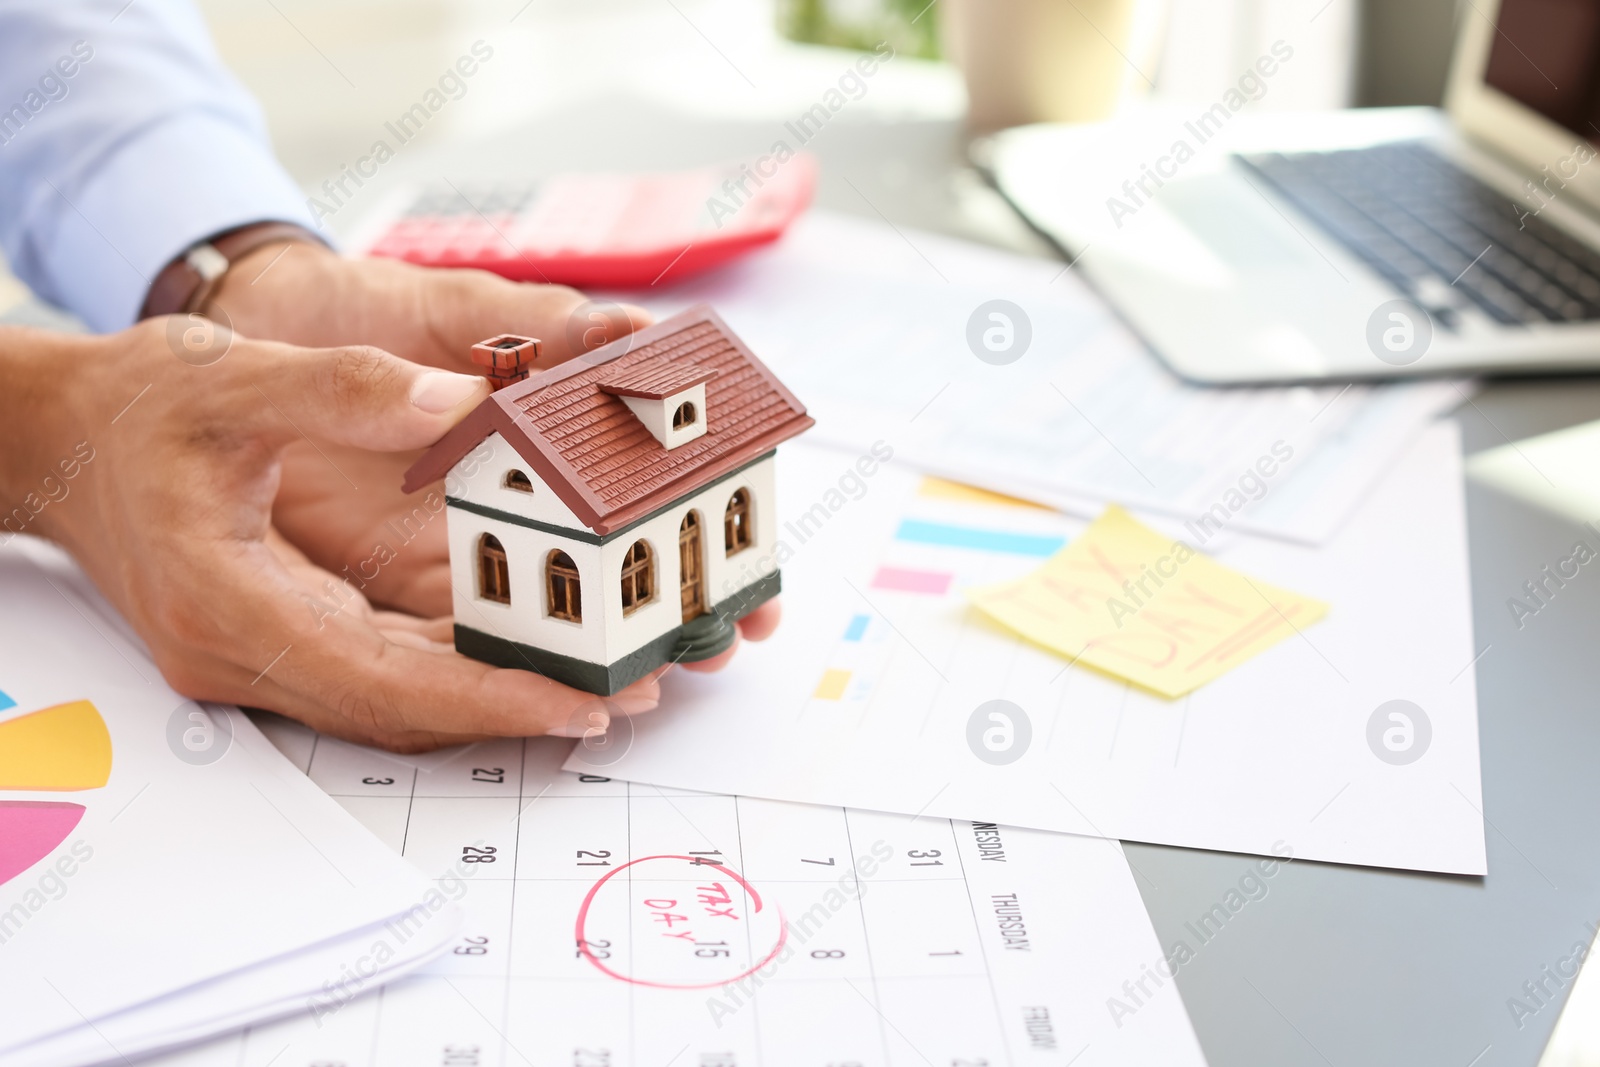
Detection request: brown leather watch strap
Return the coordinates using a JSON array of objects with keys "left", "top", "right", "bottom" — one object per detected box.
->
[{"left": 139, "top": 221, "right": 324, "bottom": 320}]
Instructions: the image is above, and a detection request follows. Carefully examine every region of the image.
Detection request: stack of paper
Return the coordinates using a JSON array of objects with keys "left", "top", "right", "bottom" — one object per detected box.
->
[
  {"left": 0, "top": 539, "right": 464, "bottom": 1067},
  {"left": 140, "top": 723, "right": 1208, "bottom": 1066},
  {"left": 625, "top": 210, "right": 1468, "bottom": 545},
  {"left": 580, "top": 210, "right": 1484, "bottom": 879},
  {"left": 568, "top": 423, "right": 1485, "bottom": 875}
]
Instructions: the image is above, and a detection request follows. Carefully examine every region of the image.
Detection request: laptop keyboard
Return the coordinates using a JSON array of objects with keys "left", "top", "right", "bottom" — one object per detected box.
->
[{"left": 1237, "top": 141, "right": 1600, "bottom": 327}]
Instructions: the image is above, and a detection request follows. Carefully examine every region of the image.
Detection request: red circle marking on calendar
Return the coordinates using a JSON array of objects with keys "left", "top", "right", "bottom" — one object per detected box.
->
[{"left": 574, "top": 854, "right": 789, "bottom": 989}]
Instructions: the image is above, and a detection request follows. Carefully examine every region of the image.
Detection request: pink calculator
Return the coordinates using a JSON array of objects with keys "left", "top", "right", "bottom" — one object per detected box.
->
[{"left": 358, "top": 156, "right": 817, "bottom": 289}]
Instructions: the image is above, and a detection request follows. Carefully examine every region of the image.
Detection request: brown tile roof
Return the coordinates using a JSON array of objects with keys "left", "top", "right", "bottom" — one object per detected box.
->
[
  {"left": 599, "top": 361, "right": 718, "bottom": 400},
  {"left": 403, "top": 305, "right": 813, "bottom": 535}
]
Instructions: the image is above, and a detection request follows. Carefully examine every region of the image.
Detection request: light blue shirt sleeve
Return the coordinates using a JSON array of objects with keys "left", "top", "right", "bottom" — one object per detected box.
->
[{"left": 0, "top": 0, "right": 319, "bottom": 332}]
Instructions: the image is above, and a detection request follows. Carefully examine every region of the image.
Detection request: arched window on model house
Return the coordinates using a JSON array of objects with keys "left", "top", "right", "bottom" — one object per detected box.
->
[
  {"left": 547, "top": 550, "right": 582, "bottom": 623},
  {"left": 724, "top": 488, "right": 752, "bottom": 555},
  {"left": 478, "top": 533, "right": 510, "bottom": 604},
  {"left": 620, "top": 540, "right": 655, "bottom": 616}
]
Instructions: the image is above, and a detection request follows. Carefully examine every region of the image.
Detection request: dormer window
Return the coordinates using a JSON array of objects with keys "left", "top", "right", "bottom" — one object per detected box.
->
[{"left": 599, "top": 361, "right": 719, "bottom": 450}]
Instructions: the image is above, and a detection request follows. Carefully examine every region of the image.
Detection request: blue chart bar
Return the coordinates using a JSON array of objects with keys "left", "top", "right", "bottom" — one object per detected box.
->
[
  {"left": 894, "top": 519, "right": 1065, "bottom": 558},
  {"left": 842, "top": 614, "right": 870, "bottom": 642}
]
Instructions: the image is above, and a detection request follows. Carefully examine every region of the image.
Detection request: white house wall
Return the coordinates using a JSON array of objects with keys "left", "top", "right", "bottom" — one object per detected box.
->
[
  {"left": 444, "top": 430, "right": 586, "bottom": 531},
  {"left": 446, "top": 505, "right": 607, "bottom": 664},
  {"left": 596, "top": 455, "right": 778, "bottom": 664},
  {"left": 446, "top": 449, "right": 779, "bottom": 670}
]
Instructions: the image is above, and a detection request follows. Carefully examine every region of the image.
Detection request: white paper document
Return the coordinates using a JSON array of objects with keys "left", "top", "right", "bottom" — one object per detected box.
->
[
  {"left": 570, "top": 424, "right": 1486, "bottom": 875},
  {"left": 628, "top": 211, "right": 1466, "bottom": 544},
  {"left": 0, "top": 541, "right": 461, "bottom": 1066},
  {"left": 160, "top": 724, "right": 1207, "bottom": 1067},
  {"left": 14, "top": 912, "right": 457, "bottom": 1067}
]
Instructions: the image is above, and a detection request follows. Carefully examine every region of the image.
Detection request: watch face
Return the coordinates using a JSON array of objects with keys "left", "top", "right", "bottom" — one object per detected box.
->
[{"left": 184, "top": 243, "right": 230, "bottom": 283}]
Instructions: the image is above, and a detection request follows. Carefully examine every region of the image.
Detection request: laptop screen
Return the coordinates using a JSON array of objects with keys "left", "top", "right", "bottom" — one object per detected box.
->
[{"left": 1484, "top": 0, "right": 1600, "bottom": 141}]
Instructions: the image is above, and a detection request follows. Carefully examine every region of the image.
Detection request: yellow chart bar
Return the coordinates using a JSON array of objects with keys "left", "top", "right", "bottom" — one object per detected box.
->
[
  {"left": 812, "top": 669, "right": 852, "bottom": 701},
  {"left": 917, "top": 476, "right": 1045, "bottom": 510}
]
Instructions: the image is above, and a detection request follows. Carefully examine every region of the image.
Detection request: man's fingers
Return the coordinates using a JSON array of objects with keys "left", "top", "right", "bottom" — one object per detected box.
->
[
  {"left": 676, "top": 601, "right": 778, "bottom": 674},
  {"left": 609, "top": 673, "right": 665, "bottom": 717},
  {"left": 244, "top": 340, "right": 489, "bottom": 452},
  {"left": 373, "top": 613, "right": 455, "bottom": 652},
  {"left": 161, "top": 540, "right": 655, "bottom": 749},
  {"left": 368, "top": 612, "right": 455, "bottom": 643},
  {"left": 540, "top": 297, "right": 655, "bottom": 367},
  {"left": 736, "top": 599, "right": 782, "bottom": 642},
  {"left": 377, "top": 628, "right": 452, "bottom": 653},
  {"left": 680, "top": 629, "right": 742, "bottom": 674},
  {"left": 616, "top": 302, "right": 654, "bottom": 336},
  {"left": 300, "top": 591, "right": 669, "bottom": 740},
  {"left": 246, "top": 620, "right": 663, "bottom": 748},
  {"left": 425, "top": 272, "right": 657, "bottom": 369},
  {"left": 357, "top": 554, "right": 453, "bottom": 618}
]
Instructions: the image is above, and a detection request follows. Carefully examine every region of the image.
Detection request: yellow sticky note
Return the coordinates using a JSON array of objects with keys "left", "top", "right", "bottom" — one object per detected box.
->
[{"left": 967, "top": 506, "right": 1328, "bottom": 698}]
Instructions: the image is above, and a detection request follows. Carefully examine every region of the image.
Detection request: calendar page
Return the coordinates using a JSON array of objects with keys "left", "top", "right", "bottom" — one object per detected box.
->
[{"left": 154, "top": 722, "right": 1204, "bottom": 1067}]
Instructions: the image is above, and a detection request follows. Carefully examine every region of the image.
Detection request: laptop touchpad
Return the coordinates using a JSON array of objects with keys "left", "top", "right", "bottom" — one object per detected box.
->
[{"left": 1158, "top": 171, "right": 1326, "bottom": 276}]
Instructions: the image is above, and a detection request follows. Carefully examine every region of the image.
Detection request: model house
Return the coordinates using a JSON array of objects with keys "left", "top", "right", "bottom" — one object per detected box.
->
[{"left": 402, "top": 305, "right": 813, "bottom": 695}]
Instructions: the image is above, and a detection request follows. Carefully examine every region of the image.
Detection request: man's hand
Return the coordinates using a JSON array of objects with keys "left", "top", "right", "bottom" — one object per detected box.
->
[
  {"left": 201, "top": 238, "right": 782, "bottom": 672},
  {"left": 206, "top": 240, "right": 646, "bottom": 373},
  {"left": 209, "top": 240, "right": 626, "bottom": 611},
  {"left": 1, "top": 320, "right": 683, "bottom": 751}
]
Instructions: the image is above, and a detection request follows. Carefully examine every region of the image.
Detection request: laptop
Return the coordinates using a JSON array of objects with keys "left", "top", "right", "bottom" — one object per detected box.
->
[{"left": 987, "top": 0, "right": 1600, "bottom": 383}]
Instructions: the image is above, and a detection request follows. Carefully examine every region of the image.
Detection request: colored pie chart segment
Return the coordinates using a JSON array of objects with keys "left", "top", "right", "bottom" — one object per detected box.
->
[
  {"left": 0, "top": 700, "right": 111, "bottom": 791},
  {"left": 0, "top": 801, "right": 86, "bottom": 887}
]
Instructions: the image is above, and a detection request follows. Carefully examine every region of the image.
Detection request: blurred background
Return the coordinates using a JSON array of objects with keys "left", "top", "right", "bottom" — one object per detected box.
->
[
  {"left": 199, "top": 0, "right": 1453, "bottom": 236},
  {"left": 0, "top": 0, "right": 1462, "bottom": 311}
]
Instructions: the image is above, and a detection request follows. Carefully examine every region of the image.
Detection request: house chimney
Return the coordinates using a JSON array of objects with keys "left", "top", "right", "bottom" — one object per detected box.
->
[{"left": 470, "top": 334, "right": 541, "bottom": 391}]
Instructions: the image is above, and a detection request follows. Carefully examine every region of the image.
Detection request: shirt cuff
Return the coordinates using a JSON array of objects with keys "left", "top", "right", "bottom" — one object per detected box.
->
[{"left": 37, "top": 112, "right": 322, "bottom": 333}]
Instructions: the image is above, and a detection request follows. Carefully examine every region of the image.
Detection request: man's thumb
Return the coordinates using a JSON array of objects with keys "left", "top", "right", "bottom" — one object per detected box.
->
[{"left": 252, "top": 342, "right": 491, "bottom": 451}]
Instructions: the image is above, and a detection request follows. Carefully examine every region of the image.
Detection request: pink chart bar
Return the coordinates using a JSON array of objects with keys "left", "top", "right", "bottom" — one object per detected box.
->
[{"left": 869, "top": 566, "right": 953, "bottom": 596}]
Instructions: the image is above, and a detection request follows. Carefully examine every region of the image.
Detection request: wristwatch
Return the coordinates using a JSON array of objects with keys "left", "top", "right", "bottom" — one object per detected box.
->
[{"left": 139, "top": 221, "right": 324, "bottom": 320}]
